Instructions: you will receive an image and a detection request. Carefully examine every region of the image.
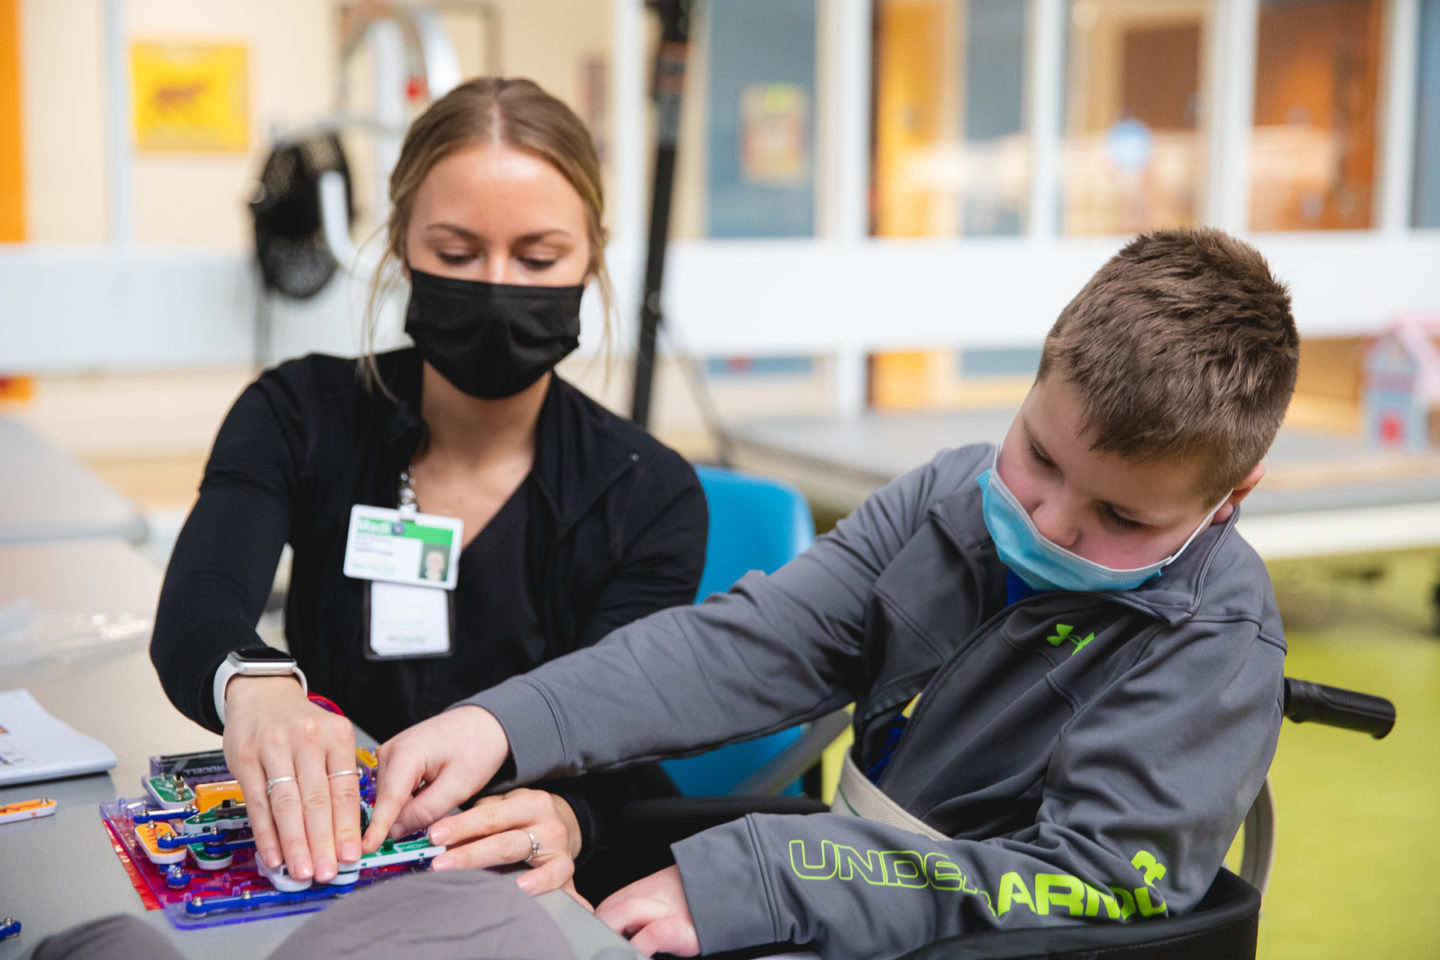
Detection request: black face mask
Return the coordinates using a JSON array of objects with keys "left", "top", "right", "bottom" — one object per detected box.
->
[{"left": 404, "top": 269, "right": 584, "bottom": 400}]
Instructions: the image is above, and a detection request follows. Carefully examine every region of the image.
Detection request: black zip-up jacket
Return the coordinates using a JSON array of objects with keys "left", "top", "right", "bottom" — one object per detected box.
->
[{"left": 151, "top": 348, "right": 707, "bottom": 852}]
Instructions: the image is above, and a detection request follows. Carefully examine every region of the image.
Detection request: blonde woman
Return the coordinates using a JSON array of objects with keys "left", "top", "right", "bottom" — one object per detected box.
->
[{"left": 152, "top": 78, "right": 706, "bottom": 902}]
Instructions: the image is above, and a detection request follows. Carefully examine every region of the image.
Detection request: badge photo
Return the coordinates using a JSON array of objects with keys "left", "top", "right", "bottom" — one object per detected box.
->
[{"left": 342, "top": 505, "right": 464, "bottom": 590}]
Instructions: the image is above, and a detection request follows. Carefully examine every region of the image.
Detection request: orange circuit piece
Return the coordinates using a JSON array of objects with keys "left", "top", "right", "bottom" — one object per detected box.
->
[
  {"left": 134, "top": 821, "right": 186, "bottom": 865},
  {"left": 0, "top": 797, "right": 56, "bottom": 824},
  {"left": 193, "top": 779, "right": 245, "bottom": 813}
]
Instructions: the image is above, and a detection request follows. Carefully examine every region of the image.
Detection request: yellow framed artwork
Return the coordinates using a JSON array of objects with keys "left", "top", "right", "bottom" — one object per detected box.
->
[{"left": 131, "top": 42, "right": 249, "bottom": 153}]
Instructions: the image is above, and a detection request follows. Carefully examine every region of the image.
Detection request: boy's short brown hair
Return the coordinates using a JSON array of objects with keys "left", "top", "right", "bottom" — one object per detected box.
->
[{"left": 1038, "top": 228, "right": 1297, "bottom": 501}]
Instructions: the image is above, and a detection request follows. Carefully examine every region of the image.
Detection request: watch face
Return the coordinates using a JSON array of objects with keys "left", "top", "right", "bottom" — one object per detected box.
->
[{"left": 231, "top": 646, "right": 295, "bottom": 664}]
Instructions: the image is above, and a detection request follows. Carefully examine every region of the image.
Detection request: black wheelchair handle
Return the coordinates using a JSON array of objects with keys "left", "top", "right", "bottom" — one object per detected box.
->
[{"left": 1283, "top": 678, "right": 1396, "bottom": 739}]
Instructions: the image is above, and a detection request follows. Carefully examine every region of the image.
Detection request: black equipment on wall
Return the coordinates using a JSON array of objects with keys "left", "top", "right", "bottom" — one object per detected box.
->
[
  {"left": 631, "top": 0, "right": 694, "bottom": 429},
  {"left": 249, "top": 133, "right": 354, "bottom": 301}
]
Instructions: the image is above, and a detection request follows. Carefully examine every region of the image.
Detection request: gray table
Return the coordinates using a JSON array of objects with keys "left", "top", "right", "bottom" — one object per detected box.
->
[
  {"left": 0, "top": 418, "right": 148, "bottom": 547},
  {"left": 730, "top": 412, "right": 1440, "bottom": 559},
  {"left": 0, "top": 540, "right": 639, "bottom": 959}
]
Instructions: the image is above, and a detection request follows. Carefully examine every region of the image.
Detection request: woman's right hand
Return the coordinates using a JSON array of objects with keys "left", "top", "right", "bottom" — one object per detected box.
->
[{"left": 222, "top": 676, "right": 360, "bottom": 883}]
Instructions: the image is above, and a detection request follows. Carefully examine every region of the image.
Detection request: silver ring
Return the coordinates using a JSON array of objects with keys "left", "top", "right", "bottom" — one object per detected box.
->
[
  {"left": 265, "top": 775, "right": 296, "bottom": 795},
  {"left": 327, "top": 768, "right": 359, "bottom": 780},
  {"left": 522, "top": 828, "right": 541, "bottom": 864}
]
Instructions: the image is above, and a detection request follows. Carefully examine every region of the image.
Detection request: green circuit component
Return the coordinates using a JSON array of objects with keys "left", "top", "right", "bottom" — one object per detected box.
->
[{"left": 144, "top": 775, "right": 195, "bottom": 809}]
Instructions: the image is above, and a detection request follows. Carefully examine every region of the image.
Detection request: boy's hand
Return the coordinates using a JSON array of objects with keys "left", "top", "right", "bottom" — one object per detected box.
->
[
  {"left": 595, "top": 866, "right": 700, "bottom": 957},
  {"left": 363, "top": 706, "right": 511, "bottom": 850}
]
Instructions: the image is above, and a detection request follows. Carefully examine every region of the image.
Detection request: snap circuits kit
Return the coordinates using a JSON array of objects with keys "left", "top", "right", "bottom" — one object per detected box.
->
[{"left": 99, "top": 746, "right": 445, "bottom": 929}]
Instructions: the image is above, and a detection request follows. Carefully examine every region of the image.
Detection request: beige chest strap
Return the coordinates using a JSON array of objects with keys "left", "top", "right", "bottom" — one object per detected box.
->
[{"left": 832, "top": 753, "right": 949, "bottom": 842}]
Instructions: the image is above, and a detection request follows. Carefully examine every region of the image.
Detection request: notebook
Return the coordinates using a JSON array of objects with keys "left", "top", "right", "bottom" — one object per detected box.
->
[{"left": 0, "top": 688, "right": 117, "bottom": 785}]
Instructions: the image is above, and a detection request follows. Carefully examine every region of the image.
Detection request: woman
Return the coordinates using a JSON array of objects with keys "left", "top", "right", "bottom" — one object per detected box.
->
[{"left": 151, "top": 77, "right": 707, "bottom": 901}]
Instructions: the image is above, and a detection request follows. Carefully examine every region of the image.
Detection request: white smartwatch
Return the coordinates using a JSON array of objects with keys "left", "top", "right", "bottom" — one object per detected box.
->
[{"left": 212, "top": 646, "right": 307, "bottom": 727}]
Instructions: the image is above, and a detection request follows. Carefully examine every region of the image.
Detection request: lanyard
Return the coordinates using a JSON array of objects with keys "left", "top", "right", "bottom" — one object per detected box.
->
[{"left": 398, "top": 468, "right": 419, "bottom": 520}]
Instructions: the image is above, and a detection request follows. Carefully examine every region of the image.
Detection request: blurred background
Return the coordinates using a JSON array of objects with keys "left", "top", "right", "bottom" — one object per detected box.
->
[{"left": 0, "top": 2, "right": 1436, "bottom": 957}]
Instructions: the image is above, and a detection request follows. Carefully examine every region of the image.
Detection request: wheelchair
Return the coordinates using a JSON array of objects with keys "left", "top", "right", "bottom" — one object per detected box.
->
[
  {"left": 893, "top": 677, "right": 1396, "bottom": 960},
  {"left": 631, "top": 677, "right": 1393, "bottom": 960}
]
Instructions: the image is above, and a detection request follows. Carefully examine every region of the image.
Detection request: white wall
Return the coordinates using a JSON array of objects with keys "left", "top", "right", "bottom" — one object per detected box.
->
[{"left": 5, "top": 230, "right": 1439, "bottom": 375}]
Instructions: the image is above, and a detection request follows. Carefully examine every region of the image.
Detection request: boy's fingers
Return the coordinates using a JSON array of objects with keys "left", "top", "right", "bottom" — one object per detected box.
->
[
  {"left": 630, "top": 918, "right": 699, "bottom": 958},
  {"left": 627, "top": 923, "right": 663, "bottom": 957},
  {"left": 388, "top": 775, "right": 469, "bottom": 838},
  {"left": 596, "top": 894, "right": 661, "bottom": 938},
  {"left": 364, "top": 751, "right": 424, "bottom": 850}
]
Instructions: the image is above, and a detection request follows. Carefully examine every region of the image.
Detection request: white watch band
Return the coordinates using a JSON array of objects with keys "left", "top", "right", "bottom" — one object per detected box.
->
[{"left": 213, "top": 655, "right": 308, "bottom": 727}]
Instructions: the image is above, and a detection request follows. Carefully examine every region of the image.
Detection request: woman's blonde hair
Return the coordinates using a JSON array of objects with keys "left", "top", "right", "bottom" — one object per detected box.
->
[{"left": 361, "top": 76, "right": 613, "bottom": 392}]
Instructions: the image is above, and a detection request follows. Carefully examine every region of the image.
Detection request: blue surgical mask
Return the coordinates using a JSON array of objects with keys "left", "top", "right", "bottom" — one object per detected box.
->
[{"left": 978, "top": 447, "right": 1225, "bottom": 593}]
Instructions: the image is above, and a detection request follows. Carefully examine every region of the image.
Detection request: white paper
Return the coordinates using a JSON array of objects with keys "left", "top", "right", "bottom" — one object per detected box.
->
[
  {"left": 369, "top": 581, "right": 451, "bottom": 658},
  {"left": 0, "top": 688, "right": 116, "bottom": 785}
]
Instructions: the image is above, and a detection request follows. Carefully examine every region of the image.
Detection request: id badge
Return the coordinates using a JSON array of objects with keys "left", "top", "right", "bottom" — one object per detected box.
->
[
  {"left": 345, "top": 504, "right": 463, "bottom": 659},
  {"left": 343, "top": 505, "right": 463, "bottom": 589},
  {"left": 366, "top": 581, "right": 452, "bottom": 659}
]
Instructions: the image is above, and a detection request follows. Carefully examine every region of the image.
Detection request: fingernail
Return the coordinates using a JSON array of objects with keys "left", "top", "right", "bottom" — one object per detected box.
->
[
  {"left": 427, "top": 826, "right": 450, "bottom": 845},
  {"left": 293, "top": 862, "right": 313, "bottom": 881},
  {"left": 341, "top": 841, "right": 361, "bottom": 862},
  {"left": 389, "top": 824, "right": 407, "bottom": 840},
  {"left": 431, "top": 856, "right": 452, "bottom": 871},
  {"left": 315, "top": 861, "right": 335, "bottom": 882},
  {"left": 515, "top": 874, "right": 535, "bottom": 893},
  {"left": 264, "top": 849, "right": 281, "bottom": 869}
]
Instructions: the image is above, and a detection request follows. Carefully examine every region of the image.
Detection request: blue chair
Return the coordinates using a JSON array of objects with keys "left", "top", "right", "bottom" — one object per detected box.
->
[
  {"left": 660, "top": 465, "right": 821, "bottom": 797},
  {"left": 688, "top": 465, "right": 818, "bottom": 604}
]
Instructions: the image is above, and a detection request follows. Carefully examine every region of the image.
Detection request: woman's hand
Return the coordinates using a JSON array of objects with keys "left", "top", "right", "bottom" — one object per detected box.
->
[
  {"left": 222, "top": 676, "right": 360, "bottom": 882},
  {"left": 595, "top": 866, "right": 700, "bottom": 957},
  {"left": 426, "top": 788, "right": 582, "bottom": 894},
  {"left": 363, "top": 705, "right": 511, "bottom": 851}
]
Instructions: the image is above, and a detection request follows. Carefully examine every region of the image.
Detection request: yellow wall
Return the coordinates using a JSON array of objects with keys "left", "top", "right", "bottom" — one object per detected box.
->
[
  {"left": 127, "top": 0, "right": 334, "bottom": 248},
  {"left": 23, "top": 0, "right": 107, "bottom": 244},
  {"left": 15, "top": 0, "right": 613, "bottom": 250}
]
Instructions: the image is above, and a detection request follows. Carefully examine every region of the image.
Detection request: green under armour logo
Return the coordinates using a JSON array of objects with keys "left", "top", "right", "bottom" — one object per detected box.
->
[
  {"left": 1132, "top": 850, "right": 1167, "bottom": 886},
  {"left": 1046, "top": 624, "right": 1094, "bottom": 656}
]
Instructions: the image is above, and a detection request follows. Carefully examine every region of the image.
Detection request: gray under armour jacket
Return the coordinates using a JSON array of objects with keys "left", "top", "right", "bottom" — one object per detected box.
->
[{"left": 464, "top": 444, "right": 1285, "bottom": 960}]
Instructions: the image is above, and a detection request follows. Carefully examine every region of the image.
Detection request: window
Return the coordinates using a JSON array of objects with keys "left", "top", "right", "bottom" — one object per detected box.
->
[
  {"left": 1249, "top": 0, "right": 1384, "bottom": 231},
  {"left": 672, "top": 0, "right": 817, "bottom": 239},
  {"left": 871, "top": 0, "right": 1028, "bottom": 237},
  {"left": 1060, "top": 0, "right": 1213, "bottom": 236}
]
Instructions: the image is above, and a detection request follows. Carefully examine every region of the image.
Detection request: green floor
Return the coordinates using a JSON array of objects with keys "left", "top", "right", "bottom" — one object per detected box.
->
[{"left": 1251, "top": 551, "right": 1440, "bottom": 959}]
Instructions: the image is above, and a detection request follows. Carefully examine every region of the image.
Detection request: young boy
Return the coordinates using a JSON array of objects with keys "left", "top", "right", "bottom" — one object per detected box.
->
[{"left": 366, "top": 228, "right": 1298, "bottom": 960}]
